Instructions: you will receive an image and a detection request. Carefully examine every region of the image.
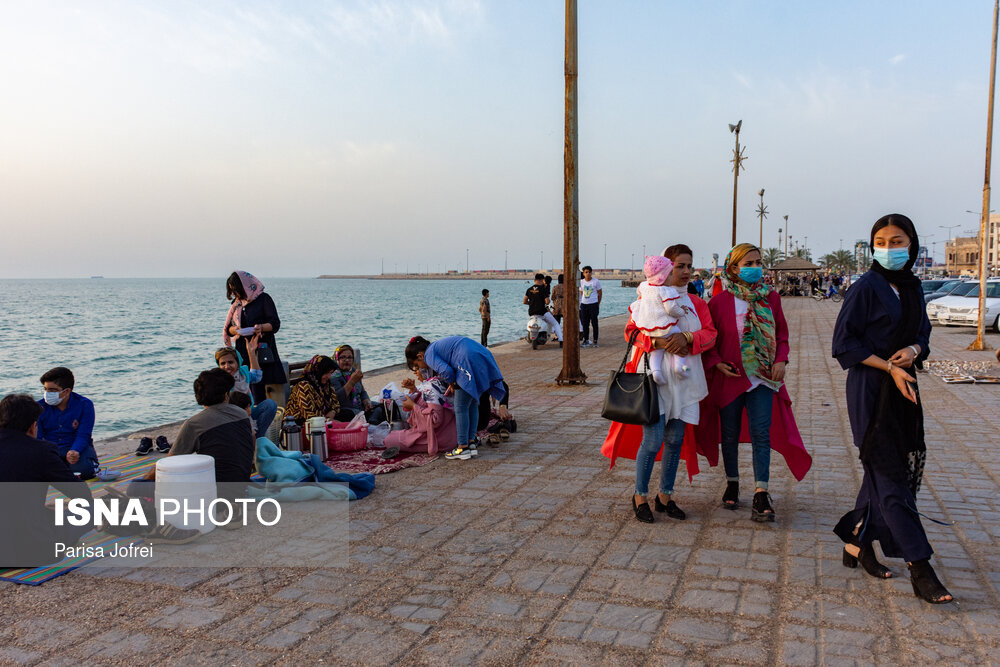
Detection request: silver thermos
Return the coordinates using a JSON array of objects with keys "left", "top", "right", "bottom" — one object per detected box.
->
[
  {"left": 281, "top": 416, "right": 302, "bottom": 452},
  {"left": 307, "top": 417, "right": 328, "bottom": 460}
]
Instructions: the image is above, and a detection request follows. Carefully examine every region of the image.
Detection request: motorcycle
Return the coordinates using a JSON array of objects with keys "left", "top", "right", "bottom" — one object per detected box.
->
[{"left": 526, "top": 313, "right": 554, "bottom": 349}]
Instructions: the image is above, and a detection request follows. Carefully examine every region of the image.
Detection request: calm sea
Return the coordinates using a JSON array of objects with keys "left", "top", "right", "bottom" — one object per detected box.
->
[{"left": 0, "top": 277, "right": 637, "bottom": 439}]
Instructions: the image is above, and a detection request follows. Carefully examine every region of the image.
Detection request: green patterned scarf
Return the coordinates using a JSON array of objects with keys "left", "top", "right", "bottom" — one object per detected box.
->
[{"left": 721, "top": 249, "right": 780, "bottom": 390}]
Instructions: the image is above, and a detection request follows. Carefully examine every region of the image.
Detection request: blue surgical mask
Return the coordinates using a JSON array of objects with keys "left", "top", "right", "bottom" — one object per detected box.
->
[
  {"left": 739, "top": 267, "right": 763, "bottom": 284},
  {"left": 873, "top": 246, "right": 910, "bottom": 271},
  {"left": 43, "top": 391, "right": 63, "bottom": 406}
]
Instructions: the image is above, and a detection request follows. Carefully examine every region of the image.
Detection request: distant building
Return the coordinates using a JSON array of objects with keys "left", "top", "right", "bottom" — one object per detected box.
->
[
  {"left": 991, "top": 214, "right": 1000, "bottom": 276},
  {"left": 946, "top": 236, "right": 980, "bottom": 277}
]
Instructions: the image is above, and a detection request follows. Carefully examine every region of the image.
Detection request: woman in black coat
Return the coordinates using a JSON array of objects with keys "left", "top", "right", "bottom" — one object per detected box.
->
[
  {"left": 223, "top": 271, "right": 287, "bottom": 406},
  {"left": 831, "top": 214, "right": 951, "bottom": 604}
]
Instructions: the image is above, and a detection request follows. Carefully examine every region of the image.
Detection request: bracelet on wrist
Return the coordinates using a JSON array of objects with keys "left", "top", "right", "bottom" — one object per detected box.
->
[{"left": 887, "top": 359, "right": 893, "bottom": 373}]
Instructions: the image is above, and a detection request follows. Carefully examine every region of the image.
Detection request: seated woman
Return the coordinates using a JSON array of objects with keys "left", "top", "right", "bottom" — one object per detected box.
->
[
  {"left": 330, "top": 345, "right": 379, "bottom": 421},
  {"left": 477, "top": 380, "right": 513, "bottom": 435},
  {"left": 284, "top": 355, "right": 353, "bottom": 423},
  {"left": 215, "top": 337, "right": 278, "bottom": 436},
  {"left": 384, "top": 374, "right": 457, "bottom": 455}
]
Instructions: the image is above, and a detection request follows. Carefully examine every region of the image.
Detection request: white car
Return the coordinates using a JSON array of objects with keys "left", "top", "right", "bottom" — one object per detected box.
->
[
  {"left": 934, "top": 279, "right": 1000, "bottom": 332},
  {"left": 925, "top": 280, "right": 977, "bottom": 321}
]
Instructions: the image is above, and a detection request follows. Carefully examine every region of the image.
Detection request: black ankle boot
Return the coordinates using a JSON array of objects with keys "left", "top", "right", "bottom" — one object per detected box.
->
[
  {"left": 842, "top": 543, "right": 892, "bottom": 579},
  {"left": 908, "top": 559, "right": 953, "bottom": 604}
]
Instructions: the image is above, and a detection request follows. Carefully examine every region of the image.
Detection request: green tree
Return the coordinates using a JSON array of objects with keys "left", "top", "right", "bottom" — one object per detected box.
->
[{"left": 762, "top": 247, "right": 781, "bottom": 267}]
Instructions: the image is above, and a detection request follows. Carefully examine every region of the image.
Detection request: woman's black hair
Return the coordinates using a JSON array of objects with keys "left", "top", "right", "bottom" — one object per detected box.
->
[
  {"left": 405, "top": 336, "right": 431, "bottom": 370},
  {"left": 226, "top": 272, "right": 247, "bottom": 302},
  {"left": 870, "top": 213, "right": 919, "bottom": 270}
]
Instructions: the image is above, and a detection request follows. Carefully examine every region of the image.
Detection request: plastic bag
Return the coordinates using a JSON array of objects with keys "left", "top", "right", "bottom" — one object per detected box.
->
[
  {"left": 380, "top": 382, "right": 407, "bottom": 402},
  {"left": 367, "top": 421, "right": 391, "bottom": 448},
  {"left": 348, "top": 411, "right": 368, "bottom": 429}
]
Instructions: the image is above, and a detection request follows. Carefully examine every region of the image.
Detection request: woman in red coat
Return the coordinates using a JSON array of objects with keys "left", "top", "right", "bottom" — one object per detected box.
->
[{"left": 700, "top": 243, "right": 811, "bottom": 522}]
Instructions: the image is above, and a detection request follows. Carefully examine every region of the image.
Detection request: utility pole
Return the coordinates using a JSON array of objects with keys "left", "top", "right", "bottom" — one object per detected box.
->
[
  {"left": 729, "top": 120, "right": 746, "bottom": 246},
  {"left": 557, "top": 0, "right": 585, "bottom": 384},
  {"left": 972, "top": 0, "right": 999, "bottom": 350}
]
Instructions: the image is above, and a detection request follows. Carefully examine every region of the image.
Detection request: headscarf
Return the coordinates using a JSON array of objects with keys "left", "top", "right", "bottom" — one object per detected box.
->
[
  {"left": 302, "top": 355, "right": 336, "bottom": 391},
  {"left": 331, "top": 345, "right": 365, "bottom": 408},
  {"left": 861, "top": 214, "right": 926, "bottom": 493},
  {"left": 721, "top": 243, "right": 780, "bottom": 390},
  {"left": 223, "top": 271, "right": 266, "bottom": 345}
]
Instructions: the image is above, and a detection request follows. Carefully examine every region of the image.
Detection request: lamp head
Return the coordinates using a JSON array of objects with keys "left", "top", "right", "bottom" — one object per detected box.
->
[
  {"left": 728, "top": 120, "right": 742, "bottom": 133},
  {"left": 758, "top": 188, "right": 765, "bottom": 196}
]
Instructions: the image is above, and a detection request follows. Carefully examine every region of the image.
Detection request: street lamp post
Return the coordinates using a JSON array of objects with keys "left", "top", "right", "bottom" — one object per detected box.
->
[
  {"left": 783, "top": 215, "right": 790, "bottom": 258},
  {"left": 729, "top": 120, "right": 746, "bottom": 247},
  {"left": 504, "top": 249, "right": 508, "bottom": 272},
  {"left": 755, "top": 188, "right": 768, "bottom": 249},
  {"left": 603, "top": 243, "right": 607, "bottom": 272},
  {"left": 466, "top": 248, "right": 469, "bottom": 273}
]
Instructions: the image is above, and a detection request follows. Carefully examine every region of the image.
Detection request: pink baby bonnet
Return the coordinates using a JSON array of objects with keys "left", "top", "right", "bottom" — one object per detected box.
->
[{"left": 643, "top": 255, "right": 674, "bottom": 286}]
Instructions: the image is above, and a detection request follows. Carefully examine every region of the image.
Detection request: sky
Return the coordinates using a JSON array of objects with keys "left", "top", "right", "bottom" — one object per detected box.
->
[{"left": 1, "top": 0, "right": 997, "bottom": 277}]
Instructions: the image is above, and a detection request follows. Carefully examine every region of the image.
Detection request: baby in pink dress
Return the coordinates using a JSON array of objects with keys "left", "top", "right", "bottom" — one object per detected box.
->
[{"left": 628, "top": 255, "right": 689, "bottom": 384}]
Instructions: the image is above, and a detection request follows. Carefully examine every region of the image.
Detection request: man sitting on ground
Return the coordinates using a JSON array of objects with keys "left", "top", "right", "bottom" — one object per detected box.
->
[
  {"left": 0, "top": 394, "right": 93, "bottom": 566},
  {"left": 143, "top": 369, "right": 255, "bottom": 485},
  {"left": 37, "top": 367, "right": 99, "bottom": 479}
]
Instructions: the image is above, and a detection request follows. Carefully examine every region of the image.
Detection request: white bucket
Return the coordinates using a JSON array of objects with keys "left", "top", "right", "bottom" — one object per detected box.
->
[{"left": 154, "top": 454, "right": 217, "bottom": 534}]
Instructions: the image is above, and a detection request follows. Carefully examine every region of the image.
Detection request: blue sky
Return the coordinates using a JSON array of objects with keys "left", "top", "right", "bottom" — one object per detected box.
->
[{"left": 0, "top": 1, "right": 996, "bottom": 277}]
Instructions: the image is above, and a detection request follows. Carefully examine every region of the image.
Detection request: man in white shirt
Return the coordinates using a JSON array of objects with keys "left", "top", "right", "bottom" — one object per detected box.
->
[{"left": 579, "top": 265, "right": 603, "bottom": 347}]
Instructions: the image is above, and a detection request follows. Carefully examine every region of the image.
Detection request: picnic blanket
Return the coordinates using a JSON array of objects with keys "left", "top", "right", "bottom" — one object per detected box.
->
[
  {"left": 0, "top": 531, "right": 144, "bottom": 586},
  {"left": 254, "top": 438, "right": 374, "bottom": 500},
  {"left": 324, "top": 447, "right": 439, "bottom": 475}
]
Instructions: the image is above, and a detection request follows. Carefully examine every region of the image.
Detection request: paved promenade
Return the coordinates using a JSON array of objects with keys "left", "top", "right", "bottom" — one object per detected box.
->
[{"left": 1, "top": 299, "right": 999, "bottom": 665}]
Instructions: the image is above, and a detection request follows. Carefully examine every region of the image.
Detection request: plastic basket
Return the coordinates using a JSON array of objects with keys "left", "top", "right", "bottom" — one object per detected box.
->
[{"left": 326, "top": 421, "right": 369, "bottom": 452}]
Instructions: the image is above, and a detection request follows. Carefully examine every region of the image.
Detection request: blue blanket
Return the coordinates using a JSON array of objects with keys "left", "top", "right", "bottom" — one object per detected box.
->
[{"left": 252, "top": 438, "right": 375, "bottom": 501}]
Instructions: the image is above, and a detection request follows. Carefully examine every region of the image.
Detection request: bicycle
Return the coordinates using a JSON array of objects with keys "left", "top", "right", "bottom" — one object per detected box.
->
[{"left": 811, "top": 287, "right": 843, "bottom": 303}]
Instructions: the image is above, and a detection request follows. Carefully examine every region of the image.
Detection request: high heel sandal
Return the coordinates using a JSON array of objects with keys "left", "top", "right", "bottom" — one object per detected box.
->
[
  {"left": 750, "top": 491, "right": 775, "bottom": 522},
  {"left": 721, "top": 481, "right": 739, "bottom": 510},
  {"left": 908, "top": 559, "right": 953, "bottom": 604},
  {"left": 842, "top": 543, "right": 893, "bottom": 579}
]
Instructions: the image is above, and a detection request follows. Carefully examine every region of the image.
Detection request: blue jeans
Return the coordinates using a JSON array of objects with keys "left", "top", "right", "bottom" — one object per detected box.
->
[
  {"left": 719, "top": 385, "right": 774, "bottom": 489},
  {"left": 453, "top": 387, "right": 479, "bottom": 446},
  {"left": 251, "top": 399, "right": 278, "bottom": 436},
  {"left": 62, "top": 443, "right": 98, "bottom": 479},
  {"left": 634, "top": 416, "right": 686, "bottom": 496}
]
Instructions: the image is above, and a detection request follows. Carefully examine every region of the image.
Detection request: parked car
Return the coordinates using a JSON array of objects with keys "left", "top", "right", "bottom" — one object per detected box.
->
[
  {"left": 934, "top": 279, "right": 1000, "bottom": 332},
  {"left": 925, "top": 279, "right": 966, "bottom": 303},
  {"left": 921, "top": 279, "right": 947, "bottom": 294},
  {"left": 925, "top": 281, "right": 976, "bottom": 321}
]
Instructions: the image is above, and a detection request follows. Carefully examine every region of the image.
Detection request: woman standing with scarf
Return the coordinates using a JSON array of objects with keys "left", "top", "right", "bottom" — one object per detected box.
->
[
  {"left": 831, "top": 214, "right": 951, "bottom": 604},
  {"left": 700, "top": 243, "right": 811, "bottom": 522},
  {"left": 223, "top": 271, "right": 286, "bottom": 406}
]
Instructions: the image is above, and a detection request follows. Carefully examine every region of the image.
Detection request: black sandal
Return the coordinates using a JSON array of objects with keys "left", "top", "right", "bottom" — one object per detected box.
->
[
  {"left": 722, "top": 481, "right": 739, "bottom": 509},
  {"left": 842, "top": 543, "right": 893, "bottom": 579},
  {"left": 908, "top": 559, "right": 953, "bottom": 604},
  {"left": 751, "top": 491, "right": 775, "bottom": 522},
  {"left": 632, "top": 496, "right": 654, "bottom": 523}
]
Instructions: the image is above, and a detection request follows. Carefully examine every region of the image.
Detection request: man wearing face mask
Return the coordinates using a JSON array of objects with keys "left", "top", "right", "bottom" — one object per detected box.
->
[{"left": 36, "top": 367, "right": 99, "bottom": 479}]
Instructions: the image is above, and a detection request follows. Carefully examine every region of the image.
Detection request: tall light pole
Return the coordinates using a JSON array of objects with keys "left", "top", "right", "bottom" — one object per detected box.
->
[
  {"left": 729, "top": 120, "right": 746, "bottom": 246},
  {"left": 783, "top": 215, "right": 790, "bottom": 258},
  {"left": 557, "top": 0, "right": 585, "bottom": 384},
  {"left": 971, "top": 0, "right": 999, "bottom": 351},
  {"left": 504, "top": 249, "right": 508, "bottom": 272},
  {"left": 540, "top": 250, "right": 544, "bottom": 270},
  {"left": 603, "top": 243, "right": 607, "bottom": 272},
  {"left": 939, "top": 224, "right": 959, "bottom": 273},
  {"left": 466, "top": 248, "right": 469, "bottom": 273},
  {"left": 755, "top": 188, "right": 768, "bottom": 249}
]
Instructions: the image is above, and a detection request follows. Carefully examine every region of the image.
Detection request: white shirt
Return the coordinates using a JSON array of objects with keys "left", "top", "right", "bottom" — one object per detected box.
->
[
  {"left": 580, "top": 278, "right": 602, "bottom": 305},
  {"left": 734, "top": 297, "right": 765, "bottom": 393}
]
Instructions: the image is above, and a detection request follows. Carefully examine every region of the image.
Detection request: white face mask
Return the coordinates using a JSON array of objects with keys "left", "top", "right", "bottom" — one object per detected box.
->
[{"left": 43, "top": 390, "right": 63, "bottom": 406}]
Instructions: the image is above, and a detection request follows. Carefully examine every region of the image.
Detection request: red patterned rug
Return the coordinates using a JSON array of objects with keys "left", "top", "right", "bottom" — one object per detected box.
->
[{"left": 324, "top": 448, "right": 439, "bottom": 474}]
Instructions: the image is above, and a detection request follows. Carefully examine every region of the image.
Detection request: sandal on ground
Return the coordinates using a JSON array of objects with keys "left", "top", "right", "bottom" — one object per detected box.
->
[
  {"left": 908, "top": 559, "right": 954, "bottom": 604},
  {"left": 722, "top": 481, "right": 739, "bottom": 509},
  {"left": 498, "top": 428, "right": 510, "bottom": 441},
  {"left": 381, "top": 446, "right": 400, "bottom": 460},
  {"left": 842, "top": 543, "right": 893, "bottom": 579},
  {"left": 632, "top": 496, "right": 654, "bottom": 523},
  {"left": 654, "top": 495, "right": 686, "bottom": 520},
  {"left": 486, "top": 434, "right": 501, "bottom": 446},
  {"left": 751, "top": 491, "right": 776, "bottom": 522}
]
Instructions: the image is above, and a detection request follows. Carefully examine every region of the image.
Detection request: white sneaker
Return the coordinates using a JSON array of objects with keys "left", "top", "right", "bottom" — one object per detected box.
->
[{"left": 445, "top": 444, "right": 474, "bottom": 460}]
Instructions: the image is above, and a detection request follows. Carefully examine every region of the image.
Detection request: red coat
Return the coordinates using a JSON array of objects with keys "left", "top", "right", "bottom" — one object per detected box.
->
[
  {"left": 601, "top": 295, "right": 717, "bottom": 481},
  {"left": 697, "top": 291, "right": 811, "bottom": 481}
]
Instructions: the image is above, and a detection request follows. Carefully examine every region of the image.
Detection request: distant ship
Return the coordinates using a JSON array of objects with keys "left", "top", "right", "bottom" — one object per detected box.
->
[{"left": 90, "top": 275, "right": 104, "bottom": 279}]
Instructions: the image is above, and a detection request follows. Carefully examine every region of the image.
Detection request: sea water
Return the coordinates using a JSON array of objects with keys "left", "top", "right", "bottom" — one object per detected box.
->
[{"left": 0, "top": 277, "right": 639, "bottom": 439}]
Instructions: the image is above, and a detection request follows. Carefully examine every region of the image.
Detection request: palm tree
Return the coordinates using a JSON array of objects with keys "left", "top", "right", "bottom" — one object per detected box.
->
[
  {"left": 793, "top": 247, "right": 813, "bottom": 262},
  {"left": 762, "top": 247, "right": 781, "bottom": 267},
  {"left": 831, "top": 249, "right": 853, "bottom": 273}
]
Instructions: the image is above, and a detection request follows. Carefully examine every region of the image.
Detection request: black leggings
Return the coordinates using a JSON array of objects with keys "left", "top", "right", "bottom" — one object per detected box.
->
[{"left": 580, "top": 303, "right": 600, "bottom": 342}]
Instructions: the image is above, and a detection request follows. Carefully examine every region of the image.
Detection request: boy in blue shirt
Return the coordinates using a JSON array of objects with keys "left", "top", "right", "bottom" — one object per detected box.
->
[{"left": 36, "top": 367, "right": 99, "bottom": 479}]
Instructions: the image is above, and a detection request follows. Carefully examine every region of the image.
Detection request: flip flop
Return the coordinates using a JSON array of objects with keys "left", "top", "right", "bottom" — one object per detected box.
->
[{"left": 381, "top": 446, "right": 400, "bottom": 460}]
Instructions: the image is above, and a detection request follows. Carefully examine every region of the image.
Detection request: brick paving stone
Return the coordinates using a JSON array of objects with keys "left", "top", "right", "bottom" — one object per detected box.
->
[{"left": 5, "top": 305, "right": 999, "bottom": 664}]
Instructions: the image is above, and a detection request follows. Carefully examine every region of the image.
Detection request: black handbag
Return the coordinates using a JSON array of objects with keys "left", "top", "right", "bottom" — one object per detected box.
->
[{"left": 601, "top": 330, "right": 660, "bottom": 425}]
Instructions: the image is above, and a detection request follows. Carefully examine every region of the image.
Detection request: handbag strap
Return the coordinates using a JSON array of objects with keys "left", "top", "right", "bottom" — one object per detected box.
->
[{"left": 619, "top": 329, "right": 651, "bottom": 373}]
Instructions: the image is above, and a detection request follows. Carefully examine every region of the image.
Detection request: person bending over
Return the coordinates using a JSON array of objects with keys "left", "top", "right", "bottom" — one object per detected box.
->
[{"left": 37, "top": 367, "right": 99, "bottom": 479}]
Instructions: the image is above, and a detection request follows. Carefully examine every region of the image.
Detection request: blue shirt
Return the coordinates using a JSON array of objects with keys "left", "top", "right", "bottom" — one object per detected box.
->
[{"left": 36, "top": 392, "right": 95, "bottom": 455}]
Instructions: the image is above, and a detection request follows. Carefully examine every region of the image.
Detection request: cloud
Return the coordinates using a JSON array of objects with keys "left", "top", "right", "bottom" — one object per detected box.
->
[
  {"left": 889, "top": 53, "right": 906, "bottom": 66},
  {"left": 734, "top": 71, "right": 753, "bottom": 89}
]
